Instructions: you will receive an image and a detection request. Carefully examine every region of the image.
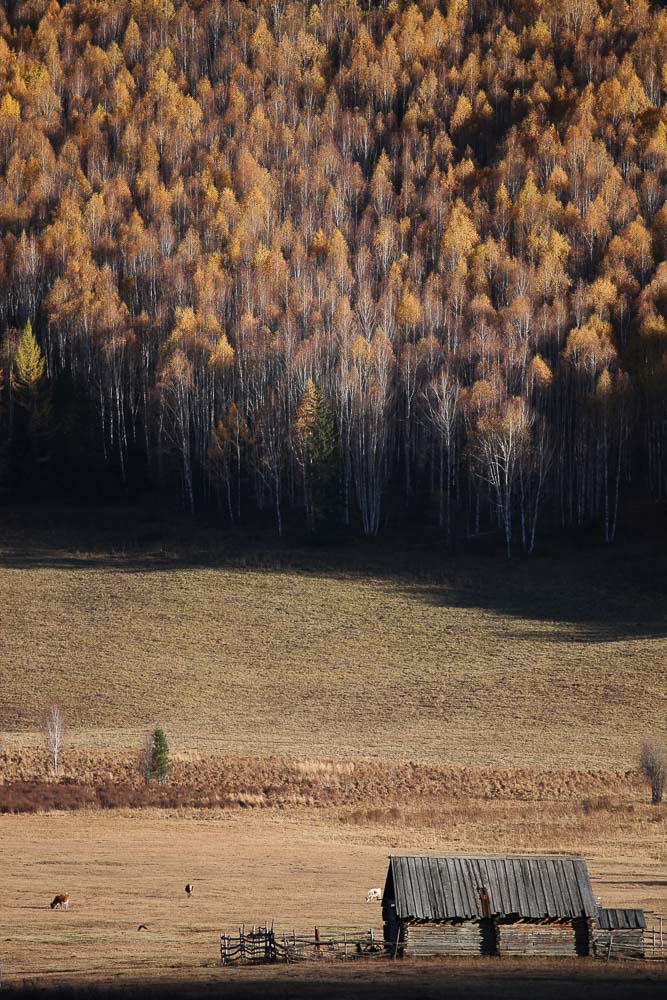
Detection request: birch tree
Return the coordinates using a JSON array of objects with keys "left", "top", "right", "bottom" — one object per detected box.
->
[{"left": 44, "top": 703, "right": 65, "bottom": 777}]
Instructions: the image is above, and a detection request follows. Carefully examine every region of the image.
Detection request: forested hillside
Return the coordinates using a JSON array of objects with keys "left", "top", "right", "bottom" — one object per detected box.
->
[{"left": 1, "top": 0, "right": 666, "bottom": 551}]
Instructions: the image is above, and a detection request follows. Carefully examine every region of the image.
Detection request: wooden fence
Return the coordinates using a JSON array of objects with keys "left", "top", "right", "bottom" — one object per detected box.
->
[
  {"left": 593, "top": 914, "right": 667, "bottom": 962},
  {"left": 645, "top": 914, "right": 667, "bottom": 960},
  {"left": 220, "top": 924, "right": 385, "bottom": 965}
]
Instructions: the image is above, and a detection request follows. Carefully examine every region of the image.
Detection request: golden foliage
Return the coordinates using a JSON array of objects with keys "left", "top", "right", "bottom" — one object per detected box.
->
[{"left": 11, "top": 321, "right": 45, "bottom": 396}]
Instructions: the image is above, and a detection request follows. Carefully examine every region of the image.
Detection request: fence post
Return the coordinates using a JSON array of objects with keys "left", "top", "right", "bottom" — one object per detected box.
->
[{"left": 606, "top": 929, "right": 613, "bottom": 961}]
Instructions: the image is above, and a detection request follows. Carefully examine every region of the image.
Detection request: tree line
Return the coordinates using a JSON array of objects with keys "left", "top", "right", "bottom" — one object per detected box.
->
[{"left": 1, "top": 0, "right": 666, "bottom": 552}]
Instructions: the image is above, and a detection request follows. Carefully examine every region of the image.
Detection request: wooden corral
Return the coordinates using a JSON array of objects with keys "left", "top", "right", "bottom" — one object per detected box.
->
[
  {"left": 593, "top": 908, "right": 646, "bottom": 960},
  {"left": 382, "top": 854, "right": 598, "bottom": 958},
  {"left": 220, "top": 925, "right": 384, "bottom": 964}
]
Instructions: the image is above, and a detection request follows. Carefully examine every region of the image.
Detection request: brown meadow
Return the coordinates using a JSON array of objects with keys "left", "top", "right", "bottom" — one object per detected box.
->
[
  {"left": 1, "top": 531, "right": 666, "bottom": 993},
  {"left": 1, "top": 537, "right": 666, "bottom": 768},
  {"left": 2, "top": 801, "right": 667, "bottom": 995}
]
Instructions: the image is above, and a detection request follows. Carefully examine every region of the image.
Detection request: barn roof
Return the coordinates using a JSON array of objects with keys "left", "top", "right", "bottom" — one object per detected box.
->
[
  {"left": 386, "top": 854, "right": 597, "bottom": 921},
  {"left": 596, "top": 907, "right": 646, "bottom": 930}
]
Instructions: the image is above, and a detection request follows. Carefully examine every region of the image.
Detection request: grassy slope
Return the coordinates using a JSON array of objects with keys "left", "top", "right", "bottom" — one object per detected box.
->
[{"left": 1, "top": 506, "right": 666, "bottom": 767}]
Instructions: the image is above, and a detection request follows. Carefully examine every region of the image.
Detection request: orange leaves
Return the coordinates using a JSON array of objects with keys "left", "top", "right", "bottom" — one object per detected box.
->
[
  {"left": 476, "top": 394, "right": 532, "bottom": 441},
  {"left": 250, "top": 17, "right": 275, "bottom": 71},
  {"left": 45, "top": 252, "right": 130, "bottom": 352},
  {"left": 122, "top": 17, "right": 142, "bottom": 64},
  {"left": 292, "top": 377, "right": 317, "bottom": 447},
  {"left": 0, "top": 93, "right": 21, "bottom": 146},
  {"left": 440, "top": 199, "right": 479, "bottom": 275},
  {"left": 581, "top": 196, "right": 611, "bottom": 255},
  {"left": 369, "top": 151, "right": 393, "bottom": 216},
  {"left": 563, "top": 315, "right": 616, "bottom": 380},
  {"left": 209, "top": 335, "right": 235, "bottom": 370},
  {"left": 586, "top": 277, "right": 617, "bottom": 319},
  {"left": 159, "top": 347, "right": 193, "bottom": 392},
  {"left": 528, "top": 354, "right": 553, "bottom": 390},
  {"left": 637, "top": 262, "right": 667, "bottom": 350},
  {"left": 396, "top": 287, "right": 422, "bottom": 330},
  {"left": 0, "top": 0, "right": 666, "bottom": 537},
  {"left": 450, "top": 94, "right": 472, "bottom": 133},
  {"left": 622, "top": 216, "right": 653, "bottom": 279},
  {"left": 168, "top": 304, "right": 231, "bottom": 367},
  {"left": 309, "top": 229, "right": 329, "bottom": 257},
  {"left": 350, "top": 329, "right": 395, "bottom": 385}
]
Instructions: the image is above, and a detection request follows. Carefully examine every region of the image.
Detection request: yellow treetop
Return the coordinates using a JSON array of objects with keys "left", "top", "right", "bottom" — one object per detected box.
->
[
  {"left": 209, "top": 334, "right": 235, "bottom": 370},
  {"left": 529, "top": 354, "right": 553, "bottom": 389},
  {"left": 11, "top": 320, "right": 45, "bottom": 395},
  {"left": 450, "top": 94, "right": 472, "bottom": 132},
  {"left": 397, "top": 287, "right": 422, "bottom": 329}
]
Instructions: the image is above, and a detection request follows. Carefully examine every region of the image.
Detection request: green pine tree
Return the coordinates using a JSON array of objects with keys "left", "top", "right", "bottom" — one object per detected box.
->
[
  {"left": 150, "top": 727, "right": 170, "bottom": 784},
  {"left": 293, "top": 381, "right": 339, "bottom": 532},
  {"left": 308, "top": 386, "right": 339, "bottom": 530}
]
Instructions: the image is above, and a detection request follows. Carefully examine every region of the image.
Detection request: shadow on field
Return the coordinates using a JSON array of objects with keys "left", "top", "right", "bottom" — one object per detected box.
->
[
  {"left": 1, "top": 501, "right": 666, "bottom": 644},
  {"left": 4, "top": 963, "right": 667, "bottom": 1000},
  {"left": 404, "top": 544, "right": 667, "bottom": 644}
]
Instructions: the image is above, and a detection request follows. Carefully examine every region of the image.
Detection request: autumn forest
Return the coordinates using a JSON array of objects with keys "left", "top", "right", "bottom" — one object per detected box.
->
[{"left": 1, "top": 0, "right": 667, "bottom": 553}]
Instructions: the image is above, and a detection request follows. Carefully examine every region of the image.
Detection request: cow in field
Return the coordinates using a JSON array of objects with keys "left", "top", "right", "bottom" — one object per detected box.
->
[
  {"left": 50, "top": 894, "right": 69, "bottom": 910},
  {"left": 185, "top": 883, "right": 194, "bottom": 899},
  {"left": 365, "top": 888, "right": 382, "bottom": 903}
]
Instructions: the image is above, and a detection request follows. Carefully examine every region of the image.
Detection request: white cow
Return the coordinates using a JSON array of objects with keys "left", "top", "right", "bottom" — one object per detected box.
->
[{"left": 365, "top": 887, "right": 382, "bottom": 903}]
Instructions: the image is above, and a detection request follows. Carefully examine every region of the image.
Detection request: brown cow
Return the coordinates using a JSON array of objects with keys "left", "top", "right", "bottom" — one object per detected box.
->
[{"left": 50, "top": 894, "right": 70, "bottom": 910}]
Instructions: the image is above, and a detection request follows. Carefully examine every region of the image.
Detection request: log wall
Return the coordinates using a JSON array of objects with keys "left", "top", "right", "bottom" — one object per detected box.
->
[
  {"left": 497, "top": 922, "right": 578, "bottom": 957},
  {"left": 395, "top": 919, "right": 591, "bottom": 958},
  {"left": 403, "top": 920, "right": 496, "bottom": 957}
]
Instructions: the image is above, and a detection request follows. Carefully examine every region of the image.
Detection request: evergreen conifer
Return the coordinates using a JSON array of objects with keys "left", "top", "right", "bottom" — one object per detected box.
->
[{"left": 150, "top": 727, "right": 170, "bottom": 784}]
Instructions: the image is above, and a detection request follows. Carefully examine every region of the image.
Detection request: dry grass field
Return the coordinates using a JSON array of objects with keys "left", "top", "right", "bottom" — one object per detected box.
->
[
  {"left": 2, "top": 509, "right": 667, "bottom": 995},
  {"left": 1, "top": 507, "right": 666, "bottom": 768},
  {"left": 2, "top": 803, "right": 667, "bottom": 996}
]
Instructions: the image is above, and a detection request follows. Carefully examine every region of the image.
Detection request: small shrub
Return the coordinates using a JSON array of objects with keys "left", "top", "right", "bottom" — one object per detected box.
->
[{"left": 581, "top": 795, "right": 613, "bottom": 815}]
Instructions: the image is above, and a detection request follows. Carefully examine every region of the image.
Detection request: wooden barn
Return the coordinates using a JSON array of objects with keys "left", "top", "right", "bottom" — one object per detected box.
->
[
  {"left": 593, "top": 907, "right": 646, "bottom": 959},
  {"left": 382, "top": 854, "right": 598, "bottom": 957}
]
